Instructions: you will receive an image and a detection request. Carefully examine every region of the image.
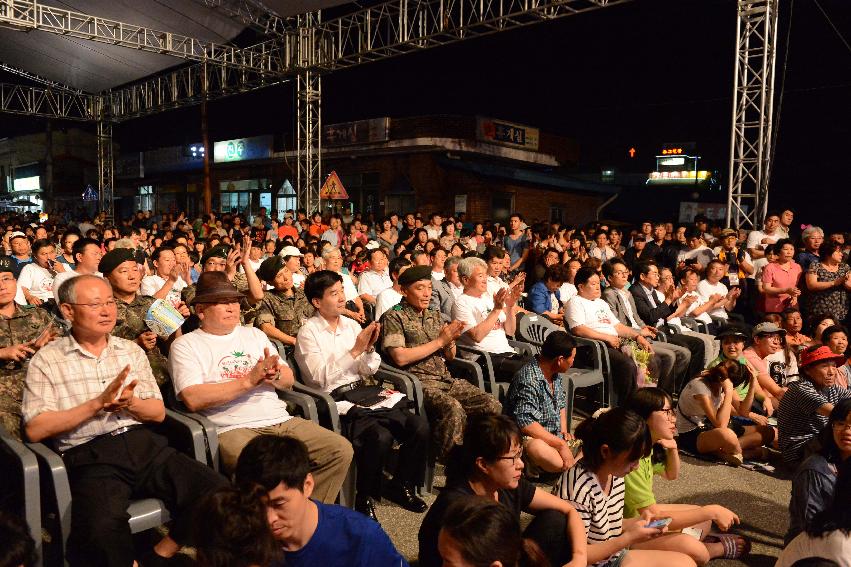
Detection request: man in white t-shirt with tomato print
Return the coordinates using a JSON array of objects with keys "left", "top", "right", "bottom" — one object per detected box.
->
[{"left": 169, "top": 271, "right": 352, "bottom": 503}]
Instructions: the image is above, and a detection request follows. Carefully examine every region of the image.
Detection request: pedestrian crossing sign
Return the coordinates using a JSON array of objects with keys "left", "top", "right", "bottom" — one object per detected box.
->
[{"left": 319, "top": 171, "right": 349, "bottom": 200}]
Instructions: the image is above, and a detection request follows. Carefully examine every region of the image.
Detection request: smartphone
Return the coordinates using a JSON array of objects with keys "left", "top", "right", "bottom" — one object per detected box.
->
[{"left": 646, "top": 518, "right": 672, "bottom": 529}]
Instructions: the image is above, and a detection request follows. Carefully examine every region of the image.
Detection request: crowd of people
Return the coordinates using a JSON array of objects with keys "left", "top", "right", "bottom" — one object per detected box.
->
[{"left": 0, "top": 205, "right": 850, "bottom": 567}]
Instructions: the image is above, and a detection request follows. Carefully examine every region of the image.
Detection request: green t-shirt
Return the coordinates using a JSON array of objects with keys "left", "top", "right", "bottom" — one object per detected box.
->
[
  {"left": 623, "top": 455, "right": 667, "bottom": 518},
  {"left": 708, "top": 354, "right": 750, "bottom": 400}
]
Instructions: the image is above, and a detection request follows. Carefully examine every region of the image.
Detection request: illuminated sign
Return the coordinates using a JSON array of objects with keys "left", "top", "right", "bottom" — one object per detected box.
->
[
  {"left": 628, "top": 147, "right": 636, "bottom": 158},
  {"left": 324, "top": 118, "right": 390, "bottom": 146},
  {"left": 213, "top": 135, "right": 272, "bottom": 163},
  {"left": 476, "top": 117, "right": 540, "bottom": 151},
  {"left": 647, "top": 170, "right": 710, "bottom": 184},
  {"left": 188, "top": 144, "right": 205, "bottom": 159},
  {"left": 660, "top": 157, "right": 685, "bottom": 166},
  {"left": 661, "top": 148, "right": 683, "bottom": 155},
  {"left": 13, "top": 176, "right": 39, "bottom": 192}
]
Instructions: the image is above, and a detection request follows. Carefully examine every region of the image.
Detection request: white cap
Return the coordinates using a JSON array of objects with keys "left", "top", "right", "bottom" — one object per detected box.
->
[
  {"left": 9, "top": 231, "right": 26, "bottom": 239},
  {"left": 365, "top": 240, "right": 380, "bottom": 250},
  {"left": 279, "top": 245, "right": 303, "bottom": 257}
]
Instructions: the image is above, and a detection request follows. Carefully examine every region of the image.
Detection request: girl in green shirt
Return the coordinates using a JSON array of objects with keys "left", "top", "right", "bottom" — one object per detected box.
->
[{"left": 623, "top": 389, "right": 750, "bottom": 563}]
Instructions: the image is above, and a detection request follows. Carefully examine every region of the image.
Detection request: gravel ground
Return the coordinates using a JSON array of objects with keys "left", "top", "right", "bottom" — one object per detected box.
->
[{"left": 378, "top": 455, "right": 793, "bottom": 567}]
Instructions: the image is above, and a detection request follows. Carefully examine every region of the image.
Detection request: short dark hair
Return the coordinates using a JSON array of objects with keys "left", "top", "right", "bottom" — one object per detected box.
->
[
  {"left": 573, "top": 266, "right": 599, "bottom": 287},
  {"left": 303, "top": 269, "right": 343, "bottom": 304},
  {"left": 234, "top": 435, "right": 311, "bottom": 493},
  {"left": 389, "top": 257, "right": 411, "bottom": 278},
  {"left": 72, "top": 237, "right": 100, "bottom": 261},
  {"left": 544, "top": 264, "right": 568, "bottom": 284},
  {"left": 635, "top": 261, "right": 658, "bottom": 278},
  {"left": 368, "top": 247, "right": 387, "bottom": 262},
  {"left": 0, "top": 511, "right": 37, "bottom": 567},
  {"left": 601, "top": 258, "right": 628, "bottom": 280},
  {"left": 445, "top": 415, "right": 520, "bottom": 483},
  {"left": 151, "top": 246, "right": 175, "bottom": 262},
  {"left": 821, "top": 324, "right": 848, "bottom": 347},
  {"left": 540, "top": 330, "right": 576, "bottom": 360},
  {"left": 819, "top": 399, "right": 851, "bottom": 464},
  {"left": 31, "top": 238, "right": 54, "bottom": 256},
  {"left": 481, "top": 246, "right": 505, "bottom": 262},
  {"left": 573, "top": 407, "right": 651, "bottom": 471}
]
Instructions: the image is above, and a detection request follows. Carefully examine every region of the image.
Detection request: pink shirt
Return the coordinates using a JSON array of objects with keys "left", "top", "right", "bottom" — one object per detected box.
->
[{"left": 760, "top": 261, "right": 802, "bottom": 313}]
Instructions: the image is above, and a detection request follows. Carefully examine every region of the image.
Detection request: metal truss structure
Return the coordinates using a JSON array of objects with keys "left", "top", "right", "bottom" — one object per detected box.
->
[
  {"left": 0, "top": 0, "right": 779, "bottom": 223},
  {"left": 95, "top": 99, "right": 115, "bottom": 224},
  {"left": 727, "top": 0, "right": 779, "bottom": 230}
]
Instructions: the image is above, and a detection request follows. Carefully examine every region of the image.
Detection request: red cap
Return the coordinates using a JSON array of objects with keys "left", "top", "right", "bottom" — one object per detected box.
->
[{"left": 800, "top": 345, "right": 847, "bottom": 368}]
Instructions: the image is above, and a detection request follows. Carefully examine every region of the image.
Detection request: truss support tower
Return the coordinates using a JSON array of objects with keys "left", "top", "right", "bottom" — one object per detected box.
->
[
  {"left": 296, "top": 12, "right": 323, "bottom": 213},
  {"left": 96, "top": 100, "right": 115, "bottom": 225},
  {"left": 727, "top": 0, "right": 779, "bottom": 230}
]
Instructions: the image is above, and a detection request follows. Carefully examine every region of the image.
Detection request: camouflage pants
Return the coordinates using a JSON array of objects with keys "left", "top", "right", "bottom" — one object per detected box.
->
[
  {"left": 421, "top": 377, "right": 502, "bottom": 462},
  {"left": 0, "top": 409, "right": 21, "bottom": 441}
]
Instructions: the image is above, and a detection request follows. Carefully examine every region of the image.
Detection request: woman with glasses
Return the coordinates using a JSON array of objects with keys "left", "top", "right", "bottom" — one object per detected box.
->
[
  {"left": 786, "top": 398, "right": 851, "bottom": 545},
  {"left": 624, "top": 389, "right": 748, "bottom": 563},
  {"left": 418, "top": 414, "right": 587, "bottom": 567}
]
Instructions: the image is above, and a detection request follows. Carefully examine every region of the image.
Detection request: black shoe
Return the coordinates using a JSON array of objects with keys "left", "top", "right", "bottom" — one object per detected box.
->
[
  {"left": 387, "top": 481, "right": 428, "bottom": 513},
  {"left": 355, "top": 495, "right": 379, "bottom": 522}
]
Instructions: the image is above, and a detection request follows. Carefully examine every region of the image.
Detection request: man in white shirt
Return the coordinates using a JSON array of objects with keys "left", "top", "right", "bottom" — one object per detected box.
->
[
  {"left": 746, "top": 211, "right": 781, "bottom": 261},
  {"left": 430, "top": 246, "right": 448, "bottom": 281},
  {"left": 296, "top": 270, "right": 428, "bottom": 522},
  {"left": 453, "top": 257, "right": 527, "bottom": 382},
  {"left": 566, "top": 266, "right": 651, "bottom": 405},
  {"left": 168, "top": 271, "right": 352, "bottom": 501},
  {"left": 698, "top": 259, "right": 742, "bottom": 324},
  {"left": 357, "top": 247, "right": 392, "bottom": 304},
  {"left": 589, "top": 231, "right": 617, "bottom": 262},
  {"left": 375, "top": 257, "right": 411, "bottom": 321},
  {"left": 678, "top": 229, "right": 714, "bottom": 269},
  {"left": 425, "top": 212, "right": 443, "bottom": 240},
  {"left": 140, "top": 247, "right": 187, "bottom": 305},
  {"left": 18, "top": 239, "right": 65, "bottom": 305},
  {"left": 52, "top": 237, "right": 103, "bottom": 304}
]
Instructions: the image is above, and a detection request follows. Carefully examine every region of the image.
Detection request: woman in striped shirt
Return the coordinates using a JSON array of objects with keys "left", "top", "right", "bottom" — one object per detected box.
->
[{"left": 559, "top": 408, "right": 697, "bottom": 567}]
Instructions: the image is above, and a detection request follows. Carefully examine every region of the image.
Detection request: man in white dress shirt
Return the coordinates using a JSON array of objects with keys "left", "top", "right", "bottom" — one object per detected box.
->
[
  {"left": 296, "top": 270, "right": 429, "bottom": 523},
  {"left": 140, "top": 247, "right": 187, "bottom": 305},
  {"left": 357, "top": 247, "right": 393, "bottom": 304}
]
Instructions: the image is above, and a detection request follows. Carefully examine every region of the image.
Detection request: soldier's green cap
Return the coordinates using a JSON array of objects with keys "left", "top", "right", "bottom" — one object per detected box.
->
[
  {"left": 201, "top": 245, "right": 230, "bottom": 266},
  {"left": 398, "top": 265, "right": 432, "bottom": 286},
  {"left": 0, "top": 256, "right": 15, "bottom": 275},
  {"left": 256, "top": 255, "right": 287, "bottom": 282},
  {"left": 98, "top": 248, "right": 136, "bottom": 276}
]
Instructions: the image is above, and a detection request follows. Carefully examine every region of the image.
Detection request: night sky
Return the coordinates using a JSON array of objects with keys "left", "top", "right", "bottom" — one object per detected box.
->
[{"left": 1, "top": 0, "right": 849, "bottom": 229}]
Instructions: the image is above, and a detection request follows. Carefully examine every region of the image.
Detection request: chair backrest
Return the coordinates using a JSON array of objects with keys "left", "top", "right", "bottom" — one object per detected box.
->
[{"left": 516, "top": 313, "right": 560, "bottom": 347}]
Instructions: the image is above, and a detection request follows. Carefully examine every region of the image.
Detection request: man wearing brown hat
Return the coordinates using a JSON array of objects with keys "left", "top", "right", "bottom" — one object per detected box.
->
[
  {"left": 379, "top": 265, "right": 502, "bottom": 461},
  {"left": 254, "top": 255, "right": 314, "bottom": 353},
  {"left": 0, "top": 256, "right": 58, "bottom": 441},
  {"left": 777, "top": 345, "right": 851, "bottom": 463},
  {"left": 101, "top": 248, "right": 190, "bottom": 387},
  {"left": 169, "top": 271, "right": 352, "bottom": 499}
]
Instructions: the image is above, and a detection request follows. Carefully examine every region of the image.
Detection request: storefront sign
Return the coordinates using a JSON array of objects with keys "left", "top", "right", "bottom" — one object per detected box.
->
[
  {"left": 13, "top": 176, "right": 39, "bottom": 192},
  {"left": 213, "top": 135, "right": 273, "bottom": 163},
  {"left": 477, "top": 117, "right": 539, "bottom": 151},
  {"left": 324, "top": 118, "right": 390, "bottom": 147}
]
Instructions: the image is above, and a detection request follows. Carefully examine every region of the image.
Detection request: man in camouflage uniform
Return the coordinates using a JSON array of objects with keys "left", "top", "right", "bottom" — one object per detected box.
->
[
  {"left": 379, "top": 265, "right": 502, "bottom": 460},
  {"left": 0, "top": 257, "right": 59, "bottom": 440},
  {"left": 181, "top": 236, "right": 264, "bottom": 327},
  {"left": 253, "top": 255, "right": 314, "bottom": 357},
  {"left": 101, "top": 249, "right": 190, "bottom": 387}
]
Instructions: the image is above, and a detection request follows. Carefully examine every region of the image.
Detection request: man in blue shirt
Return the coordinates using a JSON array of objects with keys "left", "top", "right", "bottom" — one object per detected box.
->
[
  {"left": 502, "top": 213, "right": 529, "bottom": 274},
  {"left": 235, "top": 434, "right": 408, "bottom": 567},
  {"left": 505, "top": 331, "right": 577, "bottom": 474}
]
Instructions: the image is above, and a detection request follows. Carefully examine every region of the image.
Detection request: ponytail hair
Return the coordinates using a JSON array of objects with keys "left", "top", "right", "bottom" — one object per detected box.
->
[
  {"left": 574, "top": 407, "right": 651, "bottom": 472},
  {"left": 703, "top": 359, "right": 746, "bottom": 388},
  {"left": 440, "top": 495, "right": 551, "bottom": 567},
  {"left": 625, "top": 389, "right": 673, "bottom": 465}
]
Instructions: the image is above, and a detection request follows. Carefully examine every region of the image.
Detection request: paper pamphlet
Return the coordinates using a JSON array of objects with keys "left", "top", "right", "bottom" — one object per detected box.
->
[{"left": 144, "top": 299, "right": 185, "bottom": 338}]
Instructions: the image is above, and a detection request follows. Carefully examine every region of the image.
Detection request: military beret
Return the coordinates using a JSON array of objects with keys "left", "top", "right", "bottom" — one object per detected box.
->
[
  {"left": 398, "top": 265, "right": 432, "bottom": 286},
  {"left": 256, "top": 255, "right": 287, "bottom": 282},
  {"left": 98, "top": 248, "right": 137, "bottom": 275},
  {"left": 0, "top": 256, "right": 15, "bottom": 275},
  {"left": 201, "top": 245, "right": 230, "bottom": 266}
]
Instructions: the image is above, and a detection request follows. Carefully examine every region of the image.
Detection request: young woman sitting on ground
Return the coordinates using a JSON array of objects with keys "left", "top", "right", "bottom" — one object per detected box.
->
[
  {"left": 624, "top": 389, "right": 749, "bottom": 563},
  {"left": 676, "top": 359, "right": 775, "bottom": 466},
  {"left": 559, "top": 407, "right": 698, "bottom": 567}
]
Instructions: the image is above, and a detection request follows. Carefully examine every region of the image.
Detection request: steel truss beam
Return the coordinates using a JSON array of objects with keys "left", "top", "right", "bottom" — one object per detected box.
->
[
  {"left": 727, "top": 0, "right": 778, "bottom": 230},
  {"left": 310, "top": 0, "right": 632, "bottom": 70},
  {"left": 0, "top": 0, "right": 288, "bottom": 75},
  {"left": 0, "top": 82, "right": 95, "bottom": 120},
  {"left": 192, "top": 0, "right": 296, "bottom": 38}
]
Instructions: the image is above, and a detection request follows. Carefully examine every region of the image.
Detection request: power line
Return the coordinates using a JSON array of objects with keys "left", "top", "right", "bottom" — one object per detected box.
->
[{"left": 813, "top": 0, "right": 851, "bottom": 57}]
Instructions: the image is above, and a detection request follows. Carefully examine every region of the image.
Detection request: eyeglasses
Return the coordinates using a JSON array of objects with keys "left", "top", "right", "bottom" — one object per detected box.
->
[
  {"left": 612, "top": 270, "right": 630, "bottom": 276},
  {"left": 832, "top": 421, "right": 851, "bottom": 432},
  {"left": 496, "top": 449, "right": 524, "bottom": 464},
  {"left": 657, "top": 408, "right": 676, "bottom": 419},
  {"left": 68, "top": 300, "right": 117, "bottom": 310}
]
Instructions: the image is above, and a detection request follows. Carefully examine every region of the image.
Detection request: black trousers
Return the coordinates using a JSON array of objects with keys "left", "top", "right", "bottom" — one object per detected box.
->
[
  {"left": 606, "top": 346, "right": 638, "bottom": 407},
  {"left": 524, "top": 509, "right": 574, "bottom": 567},
  {"left": 342, "top": 400, "right": 430, "bottom": 498},
  {"left": 488, "top": 352, "right": 534, "bottom": 382},
  {"left": 62, "top": 427, "right": 227, "bottom": 567}
]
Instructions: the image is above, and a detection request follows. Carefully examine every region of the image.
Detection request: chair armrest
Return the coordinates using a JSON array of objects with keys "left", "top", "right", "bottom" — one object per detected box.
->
[
  {"left": 571, "top": 335, "right": 606, "bottom": 371},
  {"left": 166, "top": 406, "right": 220, "bottom": 472},
  {"left": 447, "top": 357, "right": 486, "bottom": 392},
  {"left": 161, "top": 410, "right": 208, "bottom": 464},
  {"left": 292, "top": 383, "right": 341, "bottom": 434},
  {"left": 26, "top": 442, "right": 72, "bottom": 557},
  {"left": 0, "top": 426, "right": 41, "bottom": 560},
  {"left": 508, "top": 339, "right": 536, "bottom": 357},
  {"left": 378, "top": 364, "right": 425, "bottom": 416},
  {"left": 277, "top": 389, "right": 319, "bottom": 423}
]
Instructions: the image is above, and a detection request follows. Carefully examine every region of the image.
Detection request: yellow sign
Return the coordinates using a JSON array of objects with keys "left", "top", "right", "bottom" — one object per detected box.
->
[{"left": 319, "top": 171, "right": 349, "bottom": 200}]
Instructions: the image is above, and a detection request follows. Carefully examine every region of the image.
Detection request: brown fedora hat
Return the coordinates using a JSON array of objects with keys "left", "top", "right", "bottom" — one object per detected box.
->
[{"left": 191, "top": 271, "right": 245, "bottom": 305}]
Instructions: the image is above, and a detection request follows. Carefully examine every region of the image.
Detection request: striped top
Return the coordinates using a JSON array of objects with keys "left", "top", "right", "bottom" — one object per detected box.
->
[
  {"left": 560, "top": 460, "right": 625, "bottom": 566},
  {"left": 777, "top": 379, "right": 851, "bottom": 463}
]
